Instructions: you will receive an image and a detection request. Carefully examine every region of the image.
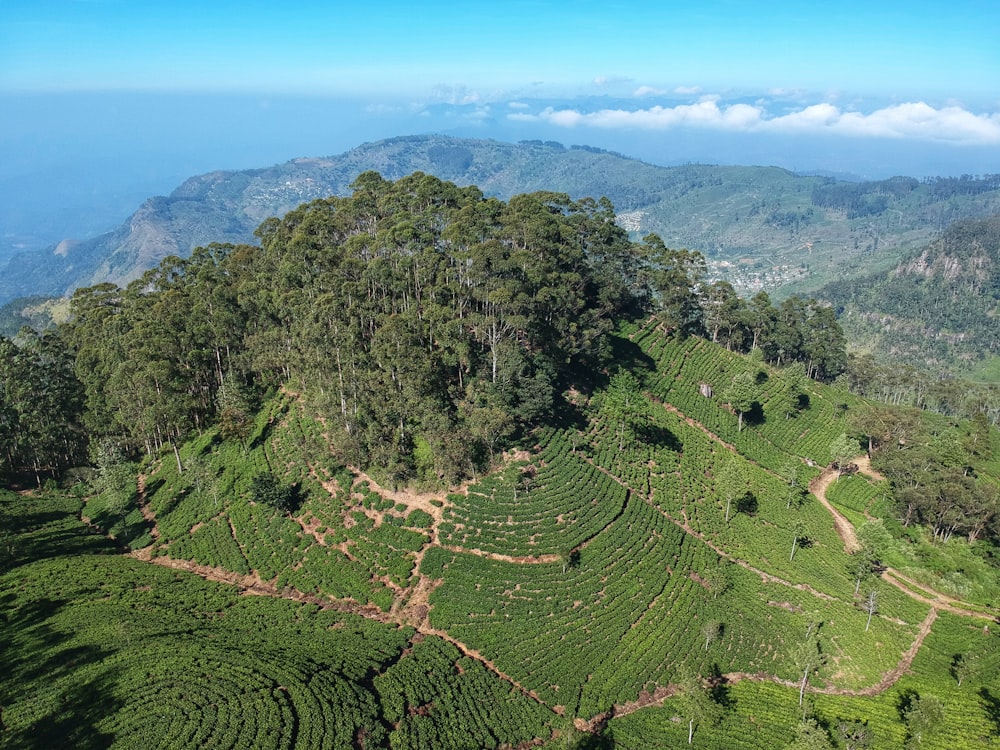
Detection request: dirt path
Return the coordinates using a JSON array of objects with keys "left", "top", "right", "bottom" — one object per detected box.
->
[
  {"left": 853, "top": 454, "right": 885, "bottom": 482},
  {"left": 135, "top": 473, "right": 160, "bottom": 542},
  {"left": 809, "top": 465, "right": 861, "bottom": 553},
  {"left": 881, "top": 568, "right": 995, "bottom": 620},
  {"left": 120, "top": 376, "right": 995, "bottom": 732},
  {"left": 591, "top": 606, "right": 939, "bottom": 727},
  {"left": 350, "top": 471, "right": 450, "bottom": 523},
  {"left": 808, "top": 458, "right": 994, "bottom": 621},
  {"left": 133, "top": 550, "right": 547, "bottom": 708}
]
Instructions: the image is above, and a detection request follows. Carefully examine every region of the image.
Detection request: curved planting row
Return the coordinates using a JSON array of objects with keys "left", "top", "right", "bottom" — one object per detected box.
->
[
  {"left": 439, "top": 433, "right": 627, "bottom": 557},
  {"left": 634, "top": 327, "right": 855, "bottom": 472}
]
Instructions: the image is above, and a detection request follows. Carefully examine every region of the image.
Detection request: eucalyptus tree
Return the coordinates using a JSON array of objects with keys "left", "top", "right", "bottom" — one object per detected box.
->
[{"left": 725, "top": 371, "right": 758, "bottom": 432}]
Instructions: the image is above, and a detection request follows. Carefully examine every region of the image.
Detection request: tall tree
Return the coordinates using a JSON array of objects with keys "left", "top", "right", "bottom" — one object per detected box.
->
[
  {"left": 725, "top": 372, "right": 757, "bottom": 433},
  {"left": 603, "top": 370, "right": 645, "bottom": 453},
  {"left": 791, "top": 630, "right": 826, "bottom": 706},
  {"left": 716, "top": 453, "right": 748, "bottom": 523},
  {"left": 675, "top": 670, "right": 723, "bottom": 745},
  {"left": 903, "top": 694, "right": 944, "bottom": 748},
  {"left": 829, "top": 433, "right": 858, "bottom": 477},
  {"left": 642, "top": 234, "right": 706, "bottom": 337}
]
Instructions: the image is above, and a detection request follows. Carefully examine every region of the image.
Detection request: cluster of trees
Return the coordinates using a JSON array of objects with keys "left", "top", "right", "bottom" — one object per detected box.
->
[
  {"left": 810, "top": 177, "right": 919, "bottom": 218},
  {"left": 0, "top": 172, "right": 848, "bottom": 489},
  {"left": 850, "top": 404, "right": 1000, "bottom": 544},
  {"left": 58, "top": 173, "right": 661, "bottom": 485},
  {"left": 0, "top": 329, "right": 86, "bottom": 485},
  {"left": 699, "top": 284, "right": 847, "bottom": 380},
  {"left": 837, "top": 353, "right": 1000, "bottom": 426}
]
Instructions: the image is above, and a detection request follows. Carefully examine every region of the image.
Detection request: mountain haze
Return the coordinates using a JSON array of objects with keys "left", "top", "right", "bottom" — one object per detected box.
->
[
  {"left": 3, "top": 135, "right": 1000, "bottom": 306},
  {"left": 818, "top": 214, "right": 1000, "bottom": 379}
]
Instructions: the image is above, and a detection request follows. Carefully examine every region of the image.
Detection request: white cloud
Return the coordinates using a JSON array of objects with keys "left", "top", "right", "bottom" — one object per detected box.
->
[
  {"left": 634, "top": 85, "right": 666, "bottom": 97},
  {"left": 673, "top": 85, "right": 701, "bottom": 95},
  {"left": 507, "top": 101, "right": 530, "bottom": 109},
  {"left": 510, "top": 99, "right": 1000, "bottom": 145}
]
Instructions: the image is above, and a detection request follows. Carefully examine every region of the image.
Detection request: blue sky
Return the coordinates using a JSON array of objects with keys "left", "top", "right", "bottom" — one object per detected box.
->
[
  {"left": 3, "top": 0, "right": 998, "bottom": 101},
  {"left": 1, "top": 0, "right": 999, "bottom": 253}
]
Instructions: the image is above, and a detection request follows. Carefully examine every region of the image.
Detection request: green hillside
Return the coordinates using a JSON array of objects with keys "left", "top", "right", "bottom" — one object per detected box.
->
[
  {"left": 4, "top": 324, "right": 999, "bottom": 748},
  {"left": 3, "top": 175, "right": 1000, "bottom": 748},
  {"left": 818, "top": 214, "right": 1000, "bottom": 382}
]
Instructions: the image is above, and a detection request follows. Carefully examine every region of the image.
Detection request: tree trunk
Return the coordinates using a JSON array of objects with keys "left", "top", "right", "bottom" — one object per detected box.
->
[{"left": 688, "top": 718, "right": 694, "bottom": 744}]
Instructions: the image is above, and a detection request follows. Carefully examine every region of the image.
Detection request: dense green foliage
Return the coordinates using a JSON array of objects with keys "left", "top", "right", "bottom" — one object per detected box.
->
[
  {"left": 820, "top": 215, "right": 1000, "bottom": 383},
  {"left": 53, "top": 172, "right": 847, "bottom": 489},
  {"left": 4, "top": 173, "right": 1000, "bottom": 749},
  {"left": 0, "top": 329, "right": 86, "bottom": 484}
]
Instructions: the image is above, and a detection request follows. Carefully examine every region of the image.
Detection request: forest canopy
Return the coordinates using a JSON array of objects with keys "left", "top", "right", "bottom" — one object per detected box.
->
[{"left": 2, "top": 172, "right": 846, "bottom": 486}]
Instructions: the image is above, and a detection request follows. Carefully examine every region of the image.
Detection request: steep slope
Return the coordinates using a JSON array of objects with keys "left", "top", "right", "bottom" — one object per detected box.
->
[
  {"left": 3, "top": 136, "right": 1000, "bottom": 305},
  {"left": 818, "top": 214, "right": 1000, "bottom": 378}
]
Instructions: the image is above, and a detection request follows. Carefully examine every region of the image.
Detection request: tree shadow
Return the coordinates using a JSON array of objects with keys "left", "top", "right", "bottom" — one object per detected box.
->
[
  {"left": 0, "top": 595, "right": 120, "bottom": 749},
  {"left": 980, "top": 687, "right": 1000, "bottom": 736},
  {"left": 571, "top": 726, "right": 615, "bottom": 749},
  {"left": 708, "top": 663, "right": 735, "bottom": 710},
  {"left": 744, "top": 402, "right": 766, "bottom": 428},
  {"left": 1, "top": 511, "right": 117, "bottom": 575},
  {"left": 547, "top": 397, "right": 590, "bottom": 435},
  {"left": 143, "top": 476, "right": 165, "bottom": 498},
  {"left": 603, "top": 337, "right": 656, "bottom": 385},
  {"left": 735, "top": 492, "right": 758, "bottom": 516},
  {"left": 246, "top": 416, "right": 276, "bottom": 453},
  {"left": 896, "top": 688, "right": 919, "bottom": 720},
  {"left": 634, "top": 422, "right": 682, "bottom": 452}
]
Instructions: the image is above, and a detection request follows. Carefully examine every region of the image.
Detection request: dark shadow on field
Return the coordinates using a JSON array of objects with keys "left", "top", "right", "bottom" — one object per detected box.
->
[
  {"left": 0, "top": 511, "right": 116, "bottom": 576},
  {"left": 246, "top": 416, "right": 277, "bottom": 453},
  {"left": 634, "top": 422, "right": 682, "bottom": 452},
  {"left": 0, "top": 594, "right": 120, "bottom": 750},
  {"left": 981, "top": 687, "right": 1000, "bottom": 736},
  {"left": 571, "top": 726, "right": 615, "bottom": 749},
  {"left": 607, "top": 337, "right": 656, "bottom": 382},
  {"left": 708, "top": 663, "right": 735, "bottom": 710},
  {"left": 143, "top": 477, "right": 165, "bottom": 499},
  {"left": 546, "top": 397, "right": 590, "bottom": 435},
  {"left": 572, "top": 335, "right": 656, "bottom": 396},
  {"left": 743, "top": 401, "right": 765, "bottom": 428},
  {"left": 895, "top": 688, "right": 919, "bottom": 720},
  {"left": 735, "top": 492, "right": 758, "bottom": 517}
]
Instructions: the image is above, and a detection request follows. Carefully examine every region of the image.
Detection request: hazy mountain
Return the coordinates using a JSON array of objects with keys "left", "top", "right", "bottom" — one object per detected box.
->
[
  {"left": 817, "top": 214, "right": 1000, "bottom": 379},
  {"left": 2, "top": 134, "right": 999, "bottom": 305}
]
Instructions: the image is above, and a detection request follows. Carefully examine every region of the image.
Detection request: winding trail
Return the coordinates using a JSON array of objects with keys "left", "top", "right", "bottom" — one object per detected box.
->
[
  {"left": 809, "top": 466, "right": 860, "bottom": 553},
  {"left": 119, "top": 385, "right": 996, "bottom": 736}
]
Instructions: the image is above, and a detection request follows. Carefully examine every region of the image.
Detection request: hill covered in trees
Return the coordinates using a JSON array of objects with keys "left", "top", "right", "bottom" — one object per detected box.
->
[
  {"left": 3, "top": 174, "right": 1000, "bottom": 749},
  {"left": 3, "top": 136, "right": 1000, "bottom": 309},
  {"left": 818, "top": 214, "right": 1000, "bottom": 382}
]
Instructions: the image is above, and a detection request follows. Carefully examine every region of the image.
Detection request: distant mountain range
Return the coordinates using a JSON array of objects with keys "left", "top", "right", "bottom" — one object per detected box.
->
[{"left": 2, "top": 134, "right": 999, "bottom": 306}]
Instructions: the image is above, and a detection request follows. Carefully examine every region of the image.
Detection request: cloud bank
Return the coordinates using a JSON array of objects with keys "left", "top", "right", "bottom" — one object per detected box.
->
[{"left": 509, "top": 98, "right": 1000, "bottom": 145}]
